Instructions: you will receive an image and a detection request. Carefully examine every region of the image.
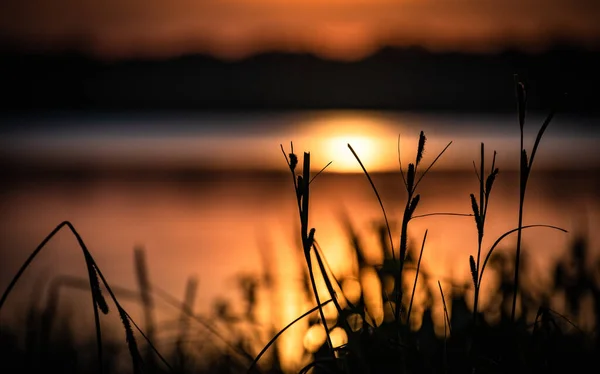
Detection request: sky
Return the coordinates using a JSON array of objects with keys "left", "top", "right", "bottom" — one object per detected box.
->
[
  {"left": 1, "top": 0, "right": 600, "bottom": 61},
  {"left": 1, "top": 1, "right": 599, "bottom": 172}
]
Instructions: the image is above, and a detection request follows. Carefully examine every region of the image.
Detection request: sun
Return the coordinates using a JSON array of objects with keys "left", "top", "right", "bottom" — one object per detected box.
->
[
  {"left": 298, "top": 111, "right": 402, "bottom": 173},
  {"left": 324, "top": 135, "right": 381, "bottom": 172}
]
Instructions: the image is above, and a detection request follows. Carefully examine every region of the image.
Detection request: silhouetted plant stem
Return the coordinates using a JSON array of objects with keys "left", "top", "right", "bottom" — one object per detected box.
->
[
  {"left": 347, "top": 144, "right": 395, "bottom": 261},
  {"left": 350, "top": 134, "right": 451, "bottom": 327},
  {"left": 281, "top": 145, "right": 335, "bottom": 359},
  {"left": 302, "top": 153, "right": 334, "bottom": 357},
  {"left": 406, "top": 230, "right": 428, "bottom": 325},
  {"left": 512, "top": 177, "right": 527, "bottom": 323},
  {"left": 471, "top": 144, "right": 498, "bottom": 325},
  {"left": 396, "top": 190, "right": 413, "bottom": 322},
  {"left": 134, "top": 246, "right": 156, "bottom": 367},
  {"left": 175, "top": 276, "right": 198, "bottom": 371},
  {"left": 511, "top": 75, "right": 560, "bottom": 322},
  {"left": 438, "top": 281, "right": 452, "bottom": 336}
]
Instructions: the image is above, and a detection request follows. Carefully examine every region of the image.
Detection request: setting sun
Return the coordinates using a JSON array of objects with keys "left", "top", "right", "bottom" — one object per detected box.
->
[
  {"left": 302, "top": 111, "right": 402, "bottom": 173},
  {"left": 324, "top": 135, "right": 380, "bottom": 172}
]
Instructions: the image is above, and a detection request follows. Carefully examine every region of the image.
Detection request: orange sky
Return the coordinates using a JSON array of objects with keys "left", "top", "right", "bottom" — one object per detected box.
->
[{"left": 1, "top": 0, "right": 599, "bottom": 60}]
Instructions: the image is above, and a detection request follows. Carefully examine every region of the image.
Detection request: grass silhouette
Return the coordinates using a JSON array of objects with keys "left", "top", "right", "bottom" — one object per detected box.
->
[{"left": 1, "top": 77, "right": 599, "bottom": 374}]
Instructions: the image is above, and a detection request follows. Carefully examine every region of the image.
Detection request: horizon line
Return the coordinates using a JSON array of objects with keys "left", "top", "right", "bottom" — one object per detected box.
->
[{"left": 2, "top": 40, "right": 599, "bottom": 64}]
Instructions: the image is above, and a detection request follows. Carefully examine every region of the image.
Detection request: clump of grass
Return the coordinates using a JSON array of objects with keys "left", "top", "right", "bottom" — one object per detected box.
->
[
  {"left": 0, "top": 221, "right": 171, "bottom": 374},
  {"left": 463, "top": 152, "right": 566, "bottom": 371},
  {"left": 269, "top": 81, "right": 576, "bottom": 372},
  {"left": 348, "top": 132, "right": 452, "bottom": 325}
]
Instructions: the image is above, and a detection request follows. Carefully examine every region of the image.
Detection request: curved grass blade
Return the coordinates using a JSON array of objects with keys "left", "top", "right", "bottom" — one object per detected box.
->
[
  {"left": 437, "top": 281, "right": 452, "bottom": 336},
  {"left": 348, "top": 143, "right": 395, "bottom": 260},
  {"left": 411, "top": 212, "right": 473, "bottom": 220},
  {"left": 247, "top": 299, "right": 333, "bottom": 373},
  {"left": 309, "top": 161, "right": 333, "bottom": 184},
  {"left": 413, "top": 141, "right": 452, "bottom": 192},
  {"left": 311, "top": 242, "right": 345, "bottom": 315},
  {"left": 406, "top": 230, "right": 428, "bottom": 325},
  {"left": 0, "top": 221, "right": 105, "bottom": 374},
  {"left": 478, "top": 224, "right": 567, "bottom": 286},
  {"left": 0, "top": 220, "right": 175, "bottom": 373},
  {"left": 528, "top": 108, "right": 558, "bottom": 171}
]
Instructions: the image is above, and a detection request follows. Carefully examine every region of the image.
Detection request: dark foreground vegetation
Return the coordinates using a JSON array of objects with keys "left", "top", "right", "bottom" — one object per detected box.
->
[{"left": 1, "top": 77, "right": 599, "bottom": 373}]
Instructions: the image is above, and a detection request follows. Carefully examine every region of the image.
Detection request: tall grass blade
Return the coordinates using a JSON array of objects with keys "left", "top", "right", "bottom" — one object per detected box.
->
[
  {"left": 413, "top": 141, "right": 452, "bottom": 191},
  {"left": 438, "top": 281, "right": 452, "bottom": 335},
  {"left": 177, "top": 276, "right": 198, "bottom": 344},
  {"left": 133, "top": 246, "right": 156, "bottom": 364},
  {"left": 407, "top": 230, "right": 428, "bottom": 325},
  {"left": 0, "top": 221, "right": 107, "bottom": 374},
  {"left": 478, "top": 224, "right": 567, "bottom": 286},
  {"left": 484, "top": 167, "right": 499, "bottom": 217},
  {"left": 472, "top": 160, "right": 481, "bottom": 183},
  {"left": 514, "top": 74, "right": 527, "bottom": 131},
  {"left": 312, "top": 242, "right": 345, "bottom": 315},
  {"left": 411, "top": 212, "right": 473, "bottom": 220},
  {"left": 528, "top": 109, "right": 557, "bottom": 171},
  {"left": 348, "top": 143, "right": 395, "bottom": 260},
  {"left": 309, "top": 161, "right": 333, "bottom": 184},
  {"left": 76, "top": 239, "right": 173, "bottom": 371}
]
